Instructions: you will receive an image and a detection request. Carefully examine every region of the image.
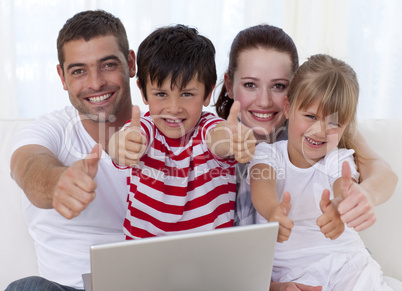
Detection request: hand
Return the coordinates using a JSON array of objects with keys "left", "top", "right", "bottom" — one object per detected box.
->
[
  {"left": 52, "top": 144, "right": 101, "bottom": 219},
  {"left": 226, "top": 101, "right": 256, "bottom": 163},
  {"left": 338, "top": 161, "right": 376, "bottom": 231},
  {"left": 112, "top": 105, "right": 146, "bottom": 167},
  {"left": 270, "top": 281, "right": 322, "bottom": 291},
  {"left": 316, "top": 189, "right": 344, "bottom": 239},
  {"left": 269, "top": 191, "right": 294, "bottom": 243}
]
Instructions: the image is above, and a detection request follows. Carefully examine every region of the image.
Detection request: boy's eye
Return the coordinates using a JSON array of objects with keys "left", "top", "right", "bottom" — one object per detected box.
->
[
  {"left": 156, "top": 92, "right": 167, "bottom": 97},
  {"left": 182, "top": 92, "right": 193, "bottom": 97}
]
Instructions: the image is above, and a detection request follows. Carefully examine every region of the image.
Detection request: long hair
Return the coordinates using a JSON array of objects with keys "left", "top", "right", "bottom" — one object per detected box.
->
[
  {"left": 215, "top": 24, "right": 298, "bottom": 119},
  {"left": 287, "top": 54, "right": 359, "bottom": 154}
]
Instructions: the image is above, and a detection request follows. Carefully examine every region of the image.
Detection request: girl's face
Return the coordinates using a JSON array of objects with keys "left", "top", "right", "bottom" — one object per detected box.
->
[
  {"left": 285, "top": 98, "right": 347, "bottom": 168},
  {"left": 225, "top": 48, "right": 293, "bottom": 141}
]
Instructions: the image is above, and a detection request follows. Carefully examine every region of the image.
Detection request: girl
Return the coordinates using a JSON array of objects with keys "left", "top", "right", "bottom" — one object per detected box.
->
[
  {"left": 215, "top": 24, "right": 396, "bottom": 232},
  {"left": 249, "top": 54, "right": 391, "bottom": 290}
]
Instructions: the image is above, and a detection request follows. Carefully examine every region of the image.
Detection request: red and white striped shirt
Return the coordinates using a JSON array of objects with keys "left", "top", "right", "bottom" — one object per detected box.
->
[{"left": 120, "top": 112, "right": 237, "bottom": 239}]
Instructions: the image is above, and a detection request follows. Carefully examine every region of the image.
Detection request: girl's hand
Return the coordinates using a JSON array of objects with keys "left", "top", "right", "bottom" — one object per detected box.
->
[
  {"left": 268, "top": 191, "right": 294, "bottom": 243},
  {"left": 317, "top": 189, "right": 345, "bottom": 239}
]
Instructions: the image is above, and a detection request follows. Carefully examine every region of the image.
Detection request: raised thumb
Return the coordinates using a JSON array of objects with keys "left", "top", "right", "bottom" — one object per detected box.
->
[
  {"left": 281, "top": 191, "right": 292, "bottom": 216},
  {"left": 319, "top": 189, "right": 331, "bottom": 213},
  {"left": 84, "top": 143, "right": 101, "bottom": 178},
  {"left": 129, "top": 105, "right": 142, "bottom": 128}
]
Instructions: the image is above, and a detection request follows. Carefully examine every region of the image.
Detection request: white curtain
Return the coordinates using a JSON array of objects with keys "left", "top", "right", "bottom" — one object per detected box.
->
[{"left": 1, "top": 0, "right": 401, "bottom": 120}]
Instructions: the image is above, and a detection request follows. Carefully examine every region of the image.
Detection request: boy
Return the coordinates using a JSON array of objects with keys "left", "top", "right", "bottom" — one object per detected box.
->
[{"left": 108, "top": 24, "right": 256, "bottom": 239}]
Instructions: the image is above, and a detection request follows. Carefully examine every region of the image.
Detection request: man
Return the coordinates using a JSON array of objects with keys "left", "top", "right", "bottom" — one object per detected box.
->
[{"left": 6, "top": 10, "right": 135, "bottom": 290}]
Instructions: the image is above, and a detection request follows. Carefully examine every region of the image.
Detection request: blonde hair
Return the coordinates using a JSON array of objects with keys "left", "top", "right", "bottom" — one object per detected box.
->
[{"left": 287, "top": 54, "right": 359, "bottom": 152}]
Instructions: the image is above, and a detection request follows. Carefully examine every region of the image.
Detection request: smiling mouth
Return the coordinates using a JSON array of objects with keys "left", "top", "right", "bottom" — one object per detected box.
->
[
  {"left": 87, "top": 93, "right": 112, "bottom": 103},
  {"left": 305, "top": 136, "right": 325, "bottom": 146},
  {"left": 164, "top": 118, "right": 184, "bottom": 124},
  {"left": 251, "top": 111, "right": 276, "bottom": 119}
]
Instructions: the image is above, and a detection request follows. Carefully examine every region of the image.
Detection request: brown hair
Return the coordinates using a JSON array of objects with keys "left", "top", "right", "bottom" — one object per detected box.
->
[
  {"left": 136, "top": 24, "right": 216, "bottom": 101},
  {"left": 287, "top": 54, "right": 359, "bottom": 151},
  {"left": 215, "top": 24, "right": 299, "bottom": 119},
  {"left": 57, "top": 10, "right": 129, "bottom": 72}
]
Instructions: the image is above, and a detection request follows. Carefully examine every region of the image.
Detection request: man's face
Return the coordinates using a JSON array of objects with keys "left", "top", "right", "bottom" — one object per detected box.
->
[{"left": 57, "top": 35, "right": 135, "bottom": 124}]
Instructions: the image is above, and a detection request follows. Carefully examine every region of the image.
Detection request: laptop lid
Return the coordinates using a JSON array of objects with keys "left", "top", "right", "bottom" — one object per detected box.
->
[{"left": 89, "top": 223, "right": 278, "bottom": 291}]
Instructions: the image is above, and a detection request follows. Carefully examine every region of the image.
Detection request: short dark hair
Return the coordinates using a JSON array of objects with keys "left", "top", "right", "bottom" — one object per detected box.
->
[
  {"left": 136, "top": 24, "right": 217, "bottom": 100},
  {"left": 57, "top": 10, "right": 129, "bottom": 71}
]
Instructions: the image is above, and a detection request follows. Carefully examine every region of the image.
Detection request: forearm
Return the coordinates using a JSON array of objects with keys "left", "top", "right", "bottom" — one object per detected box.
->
[
  {"left": 11, "top": 145, "right": 66, "bottom": 208},
  {"left": 358, "top": 158, "right": 397, "bottom": 206}
]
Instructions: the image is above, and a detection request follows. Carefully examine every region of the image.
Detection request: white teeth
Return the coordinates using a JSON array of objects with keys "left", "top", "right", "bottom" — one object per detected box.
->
[
  {"left": 165, "top": 119, "right": 182, "bottom": 123},
  {"left": 87, "top": 93, "right": 112, "bottom": 103},
  {"left": 306, "top": 137, "right": 324, "bottom": 145},
  {"left": 251, "top": 112, "right": 274, "bottom": 118}
]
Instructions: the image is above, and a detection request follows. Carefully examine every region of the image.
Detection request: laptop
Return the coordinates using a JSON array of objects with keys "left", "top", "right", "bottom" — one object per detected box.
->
[{"left": 84, "top": 223, "right": 278, "bottom": 291}]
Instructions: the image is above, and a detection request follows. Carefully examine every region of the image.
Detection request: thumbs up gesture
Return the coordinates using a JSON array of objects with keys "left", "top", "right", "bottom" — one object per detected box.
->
[
  {"left": 337, "top": 161, "right": 376, "bottom": 231},
  {"left": 53, "top": 144, "right": 101, "bottom": 219},
  {"left": 316, "top": 189, "right": 345, "bottom": 240},
  {"left": 108, "top": 105, "right": 147, "bottom": 167},
  {"left": 226, "top": 101, "right": 256, "bottom": 163},
  {"left": 269, "top": 191, "right": 294, "bottom": 243}
]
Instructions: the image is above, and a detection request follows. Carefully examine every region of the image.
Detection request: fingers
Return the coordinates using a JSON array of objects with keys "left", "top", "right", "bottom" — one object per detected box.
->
[
  {"left": 227, "top": 100, "right": 240, "bottom": 127},
  {"left": 281, "top": 191, "right": 291, "bottom": 216},
  {"left": 319, "top": 189, "right": 331, "bottom": 213},
  {"left": 340, "top": 161, "right": 352, "bottom": 199},
  {"left": 129, "top": 105, "right": 142, "bottom": 128}
]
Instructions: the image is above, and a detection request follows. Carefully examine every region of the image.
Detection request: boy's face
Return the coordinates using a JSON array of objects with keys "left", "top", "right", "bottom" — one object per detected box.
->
[
  {"left": 140, "top": 76, "right": 211, "bottom": 139},
  {"left": 285, "top": 98, "right": 346, "bottom": 168}
]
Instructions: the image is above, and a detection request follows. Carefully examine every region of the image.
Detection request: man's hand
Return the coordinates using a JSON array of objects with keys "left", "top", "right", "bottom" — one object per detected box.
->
[
  {"left": 226, "top": 101, "right": 256, "bottom": 163},
  {"left": 52, "top": 144, "right": 101, "bottom": 219},
  {"left": 337, "top": 161, "right": 376, "bottom": 231},
  {"left": 269, "top": 191, "right": 294, "bottom": 243},
  {"left": 109, "top": 105, "right": 146, "bottom": 167},
  {"left": 317, "top": 189, "right": 344, "bottom": 239}
]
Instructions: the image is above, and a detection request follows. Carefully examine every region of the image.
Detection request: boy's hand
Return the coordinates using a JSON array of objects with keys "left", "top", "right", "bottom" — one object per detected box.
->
[
  {"left": 317, "top": 189, "right": 344, "bottom": 239},
  {"left": 337, "top": 161, "right": 376, "bottom": 231},
  {"left": 53, "top": 144, "right": 101, "bottom": 219},
  {"left": 111, "top": 105, "right": 146, "bottom": 167},
  {"left": 268, "top": 191, "right": 294, "bottom": 243},
  {"left": 226, "top": 101, "right": 256, "bottom": 163}
]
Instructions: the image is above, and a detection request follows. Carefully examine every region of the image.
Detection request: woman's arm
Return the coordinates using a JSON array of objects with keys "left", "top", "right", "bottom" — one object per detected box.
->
[{"left": 338, "top": 131, "right": 398, "bottom": 231}]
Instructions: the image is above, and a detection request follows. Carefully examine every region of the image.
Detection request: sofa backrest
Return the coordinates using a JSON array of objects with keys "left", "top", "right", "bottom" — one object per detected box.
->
[
  {"left": 358, "top": 119, "right": 402, "bottom": 280},
  {"left": 0, "top": 119, "right": 38, "bottom": 289}
]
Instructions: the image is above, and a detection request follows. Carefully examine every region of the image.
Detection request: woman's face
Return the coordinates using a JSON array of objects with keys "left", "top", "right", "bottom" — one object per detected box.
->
[{"left": 225, "top": 48, "right": 293, "bottom": 141}]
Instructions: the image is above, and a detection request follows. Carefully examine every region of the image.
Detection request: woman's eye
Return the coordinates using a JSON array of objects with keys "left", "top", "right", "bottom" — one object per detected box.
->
[
  {"left": 244, "top": 82, "right": 255, "bottom": 88},
  {"left": 273, "top": 83, "right": 286, "bottom": 90}
]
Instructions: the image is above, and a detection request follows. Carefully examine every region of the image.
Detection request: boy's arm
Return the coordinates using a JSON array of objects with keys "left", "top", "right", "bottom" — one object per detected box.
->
[
  {"left": 10, "top": 143, "right": 101, "bottom": 219},
  {"left": 206, "top": 101, "right": 256, "bottom": 163},
  {"left": 250, "top": 163, "right": 293, "bottom": 242},
  {"left": 108, "top": 105, "right": 147, "bottom": 167},
  {"left": 338, "top": 132, "right": 398, "bottom": 231}
]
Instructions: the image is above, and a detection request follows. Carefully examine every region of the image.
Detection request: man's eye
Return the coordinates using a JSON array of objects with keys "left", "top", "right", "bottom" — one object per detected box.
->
[
  {"left": 104, "top": 62, "right": 117, "bottom": 69},
  {"left": 72, "top": 69, "right": 84, "bottom": 75}
]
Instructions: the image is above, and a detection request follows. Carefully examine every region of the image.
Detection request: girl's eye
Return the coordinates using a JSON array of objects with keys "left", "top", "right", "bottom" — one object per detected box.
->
[
  {"left": 328, "top": 122, "right": 340, "bottom": 128},
  {"left": 306, "top": 114, "right": 317, "bottom": 120}
]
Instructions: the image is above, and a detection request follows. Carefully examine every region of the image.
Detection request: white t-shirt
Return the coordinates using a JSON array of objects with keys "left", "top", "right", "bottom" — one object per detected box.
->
[
  {"left": 249, "top": 140, "right": 366, "bottom": 281},
  {"left": 11, "top": 106, "right": 128, "bottom": 289}
]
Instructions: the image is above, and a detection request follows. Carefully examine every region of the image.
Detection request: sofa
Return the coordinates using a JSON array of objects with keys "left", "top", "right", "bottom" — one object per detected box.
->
[{"left": 1, "top": 118, "right": 401, "bottom": 290}]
